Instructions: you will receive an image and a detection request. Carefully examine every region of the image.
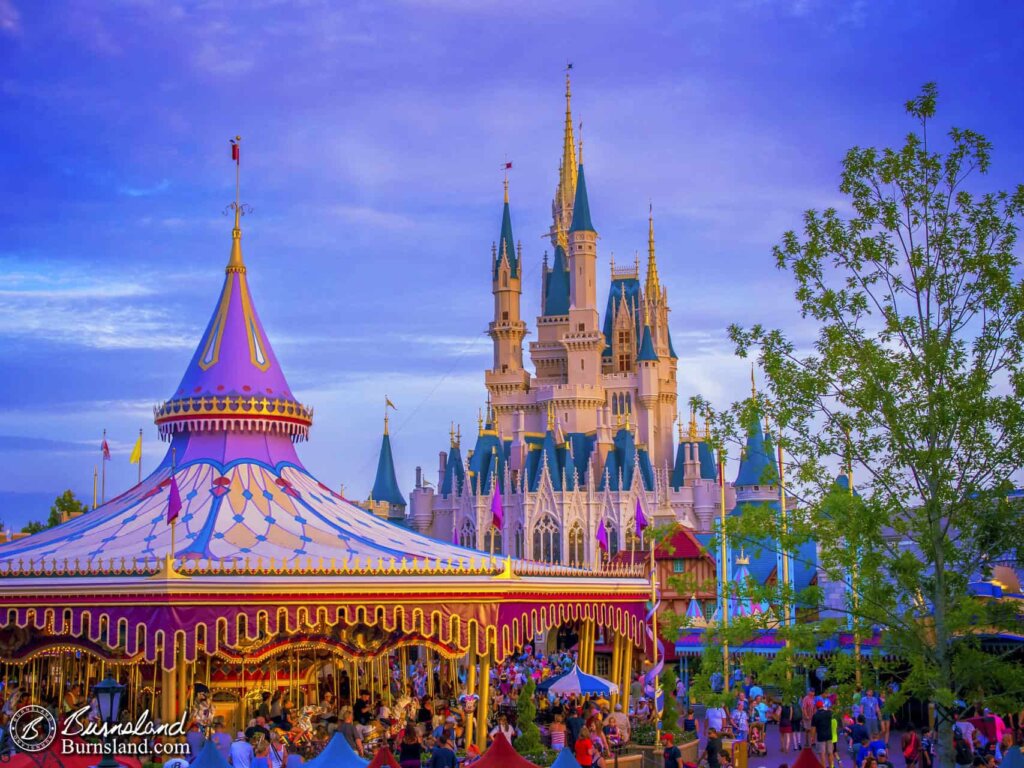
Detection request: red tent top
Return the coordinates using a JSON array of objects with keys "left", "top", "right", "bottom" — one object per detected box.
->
[
  {"left": 791, "top": 746, "right": 824, "bottom": 768},
  {"left": 473, "top": 733, "right": 540, "bottom": 768},
  {"left": 367, "top": 746, "right": 400, "bottom": 768},
  {"left": 6, "top": 738, "right": 141, "bottom": 768}
]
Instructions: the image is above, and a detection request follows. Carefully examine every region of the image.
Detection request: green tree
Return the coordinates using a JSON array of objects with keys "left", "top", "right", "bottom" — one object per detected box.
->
[
  {"left": 21, "top": 521, "right": 44, "bottom": 534},
  {"left": 515, "top": 678, "right": 542, "bottom": 753},
  {"left": 47, "top": 489, "right": 88, "bottom": 528},
  {"left": 701, "top": 84, "right": 1024, "bottom": 768}
]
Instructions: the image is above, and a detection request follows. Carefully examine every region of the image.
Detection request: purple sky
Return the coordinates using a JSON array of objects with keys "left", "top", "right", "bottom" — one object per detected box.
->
[{"left": 0, "top": 1, "right": 1022, "bottom": 528}]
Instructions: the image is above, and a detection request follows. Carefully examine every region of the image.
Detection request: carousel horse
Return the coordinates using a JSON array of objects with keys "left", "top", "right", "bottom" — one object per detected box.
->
[
  {"left": 192, "top": 689, "right": 215, "bottom": 736},
  {"left": 1, "top": 687, "right": 21, "bottom": 717}
]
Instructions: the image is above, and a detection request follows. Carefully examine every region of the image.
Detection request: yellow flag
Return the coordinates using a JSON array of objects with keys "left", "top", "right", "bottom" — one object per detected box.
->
[
  {"left": 129, "top": 433, "right": 142, "bottom": 465},
  {"left": 385, "top": 396, "right": 397, "bottom": 410}
]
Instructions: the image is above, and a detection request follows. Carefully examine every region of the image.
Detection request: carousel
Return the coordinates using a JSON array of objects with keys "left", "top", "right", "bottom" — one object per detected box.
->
[{"left": 0, "top": 180, "right": 649, "bottom": 758}]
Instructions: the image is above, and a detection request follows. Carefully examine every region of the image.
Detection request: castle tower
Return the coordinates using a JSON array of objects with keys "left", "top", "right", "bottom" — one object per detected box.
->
[
  {"left": 550, "top": 69, "right": 578, "bottom": 245},
  {"left": 486, "top": 178, "right": 530, "bottom": 427},
  {"left": 643, "top": 207, "right": 678, "bottom": 464},
  {"left": 366, "top": 411, "right": 408, "bottom": 522},
  {"left": 567, "top": 148, "right": 598, "bottom": 315}
]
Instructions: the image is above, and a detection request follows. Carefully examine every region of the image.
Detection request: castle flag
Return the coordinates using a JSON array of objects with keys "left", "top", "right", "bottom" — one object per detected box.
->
[
  {"left": 596, "top": 518, "right": 609, "bottom": 553},
  {"left": 491, "top": 483, "right": 503, "bottom": 529},
  {"left": 634, "top": 498, "right": 648, "bottom": 533},
  {"left": 167, "top": 476, "right": 182, "bottom": 524},
  {"left": 129, "top": 433, "right": 142, "bottom": 465}
]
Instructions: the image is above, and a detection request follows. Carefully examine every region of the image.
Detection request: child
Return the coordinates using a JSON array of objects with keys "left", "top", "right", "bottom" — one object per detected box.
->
[{"left": 749, "top": 723, "right": 768, "bottom": 757}]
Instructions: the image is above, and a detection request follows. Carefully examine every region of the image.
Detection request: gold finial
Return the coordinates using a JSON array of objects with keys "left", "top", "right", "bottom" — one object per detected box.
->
[
  {"left": 384, "top": 412, "right": 389, "bottom": 436},
  {"left": 704, "top": 416, "right": 711, "bottom": 440},
  {"left": 557, "top": 64, "right": 578, "bottom": 230},
  {"left": 578, "top": 121, "right": 584, "bottom": 165},
  {"left": 227, "top": 135, "right": 245, "bottom": 273},
  {"left": 624, "top": 409, "right": 631, "bottom": 432},
  {"left": 547, "top": 402, "right": 555, "bottom": 432},
  {"left": 678, "top": 417, "right": 684, "bottom": 443},
  {"left": 689, "top": 406, "right": 698, "bottom": 441},
  {"left": 736, "top": 547, "right": 750, "bottom": 566},
  {"left": 450, "top": 422, "right": 457, "bottom": 448},
  {"left": 502, "top": 156, "right": 511, "bottom": 204},
  {"left": 645, "top": 202, "right": 660, "bottom": 299},
  {"left": 557, "top": 224, "right": 568, "bottom": 252},
  {"left": 750, "top": 362, "right": 757, "bottom": 399},
  {"left": 457, "top": 425, "right": 462, "bottom": 446},
  {"left": 478, "top": 409, "right": 484, "bottom": 434}
]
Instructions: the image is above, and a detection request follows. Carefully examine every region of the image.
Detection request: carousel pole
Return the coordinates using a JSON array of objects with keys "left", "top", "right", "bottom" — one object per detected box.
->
[
  {"left": 465, "top": 644, "right": 477, "bottom": 747},
  {"left": 474, "top": 644, "right": 491, "bottom": 753}
]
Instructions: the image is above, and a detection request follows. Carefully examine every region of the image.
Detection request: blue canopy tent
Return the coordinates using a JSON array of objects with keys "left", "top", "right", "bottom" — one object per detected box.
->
[
  {"left": 551, "top": 747, "right": 583, "bottom": 768},
  {"left": 537, "top": 663, "right": 619, "bottom": 696},
  {"left": 305, "top": 732, "right": 369, "bottom": 768},
  {"left": 188, "top": 742, "right": 230, "bottom": 768}
]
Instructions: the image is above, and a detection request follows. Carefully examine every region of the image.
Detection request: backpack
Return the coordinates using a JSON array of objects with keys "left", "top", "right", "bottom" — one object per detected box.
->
[{"left": 954, "top": 736, "right": 972, "bottom": 765}]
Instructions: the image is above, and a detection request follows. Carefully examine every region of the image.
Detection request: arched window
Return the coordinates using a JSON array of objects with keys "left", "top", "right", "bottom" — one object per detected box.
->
[
  {"left": 459, "top": 519, "right": 476, "bottom": 549},
  {"left": 568, "top": 523, "right": 585, "bottom": 566},
  {"left": 626, "top": 393, "right": 632, "bottom": 413},
  {"left": 532, "top": 516, "right": 561, "bottom": 563},
  {"left": 514, "top": 525, "right": 524, "bottom": 558},
  {"left": 612, "top": 396, "right": 618, "bottom": 415}
]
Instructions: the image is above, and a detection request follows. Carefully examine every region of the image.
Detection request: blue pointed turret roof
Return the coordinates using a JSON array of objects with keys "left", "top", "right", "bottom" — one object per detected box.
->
[
  {"left": 568, "top": 163, "right": 594, "bottom": 233},
  {"left": 468, "top": 430, "right": 508, "bottom": 494},
  {"left": 543, "top": 245, "right": 571, "bottom": 316},
  {"left": 598, "top": 426, "right": 655, "bottom": 492},
  {"left": 601, "top": 277, "right": 642, "bottom": 355},
  {"left": 637, "top": 324, "right": 657, "bottom": 361},
  {"left": 734, "top": 411, "right": 778, "bottom": 487},
  {"left": 370, "top": 428, "right": 407, "bottom": 508},
  {"left": 667, "top": 328, "right": 679, "bottom": 359},
  {"left": 671, "top": 438, "right": 719, "bottom": 490},
  {"left": 441, "top": 441, "right": 465, "bottom": 497},
  {"left": 494, "top": 194, "right": 519, "bottom": 279}
]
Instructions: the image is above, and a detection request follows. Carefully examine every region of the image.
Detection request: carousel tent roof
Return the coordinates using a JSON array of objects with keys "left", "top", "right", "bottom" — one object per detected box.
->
[
  {"left": 792, "top": 747, "right": 824, "bottom": 768},
  {"left": 1001, "top": 747, "right": 1024, "bottom": 768},
  {"left": 6, "top": 739, "right": 141, "bottom": 768},
  {"left": 474, "top": 733, "right": 541, "bottom": 768},
  {"left": 0, "top": 209, "right": 482, "bottom": 567},
  {"left": 306, "top": 733, "right": 369, "bottom": 768},
  {"left": 188, "top": 741, "right": 230, "bottom": 768}
]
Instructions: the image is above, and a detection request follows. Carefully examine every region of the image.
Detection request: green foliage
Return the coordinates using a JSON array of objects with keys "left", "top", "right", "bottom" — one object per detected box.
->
[
  {"left": 20, "top": 520, "right": 44, "bottom": 534},
  {"left": 686, "top": 84, "right": 1024, "bottom": 768},
  {"left": 660, "top": 667, "right": 681, "bottom": 731},
  {"left": 48, "top": 489, "right": 88, "bottom": 528},
  {"left": 515, "top": 679, "right": 542, "bottom": 753}
]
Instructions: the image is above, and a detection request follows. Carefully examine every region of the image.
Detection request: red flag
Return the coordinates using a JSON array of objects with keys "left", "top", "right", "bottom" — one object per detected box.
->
[
  {"left": 504, "top": 161, "right": 512, "bottom": 169},
  {"left": 167, "top": 475, "right": 182, "bottom": 524},
  {"left": 231, "top": 143, "right": 240, "bottom": 163},
  {"left": 101, "top": 439, "right": 111, "bottom": 461}
]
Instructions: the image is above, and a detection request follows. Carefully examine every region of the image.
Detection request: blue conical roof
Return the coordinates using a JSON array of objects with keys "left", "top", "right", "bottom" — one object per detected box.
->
[
  {"left": 568, "top": 164, "right": 594, "bottom": 233},
  {"left": 543, "top": 245, "right": 571, "bottom": 315},
  {"left": 370, "top": 432, "right": 407, "bottom": 508},
  {"left": 734, "top": 411, "right": 778, "bottom": 487},
  {"left": 494, "top": 198, "right": 519, "bottom": 278},
  {"left": 637, "top": 324, "right": 657, "bottom": 361},
  {"left": 697, "top": 440, "right": 718, "bottom": 480},
  {"left": 306, "top": 732, "right": 369, "bottom": 768},
  {"left": 441, "top": 442, "right": 464, "bottom": 496}
]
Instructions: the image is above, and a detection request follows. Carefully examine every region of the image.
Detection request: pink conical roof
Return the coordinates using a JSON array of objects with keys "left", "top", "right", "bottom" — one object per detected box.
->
[{"left": 153, "top": 209, "right": 313, "bottom": 462}]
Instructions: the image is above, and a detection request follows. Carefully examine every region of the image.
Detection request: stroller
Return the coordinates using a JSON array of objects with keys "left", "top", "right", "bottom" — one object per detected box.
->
[{"left": 748, "top": 723, "right": 768, "bottom": 757}]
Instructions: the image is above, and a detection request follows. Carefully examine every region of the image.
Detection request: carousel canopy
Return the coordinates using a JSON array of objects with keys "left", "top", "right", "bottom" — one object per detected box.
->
[
  {"left": 305, "top": 732, "right": 369, "bottom": 768},
  {"left": 1001, "top": 747, "right": 1024, "bottom": 768},
  {"left": 474, "top": 733, "right": 540, "bottom": 768},
  {"left": 536, "top": 663, "right": 619, "bottom": 695}
]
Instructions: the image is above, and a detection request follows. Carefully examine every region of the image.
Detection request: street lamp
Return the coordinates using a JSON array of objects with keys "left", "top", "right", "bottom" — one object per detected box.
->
[{"left": 92, "top": 676, "right": 125, "bottom": 768}]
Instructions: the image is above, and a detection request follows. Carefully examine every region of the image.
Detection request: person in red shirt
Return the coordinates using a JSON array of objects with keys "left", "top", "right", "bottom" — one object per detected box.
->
[{"left": 575, "top": 727, "right": 596, "bottom": 767}]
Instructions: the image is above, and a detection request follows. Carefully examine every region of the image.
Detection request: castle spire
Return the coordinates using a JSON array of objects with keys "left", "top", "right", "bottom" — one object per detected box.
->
[
  {"left": 227, "top": 136, "right": 245, "bottom": 273},
  {"left": 559, "top": 68, "right": 578, "bottom": 217},
  {"left": 645, "top": 203, "right": 660, "bottom": 299}
]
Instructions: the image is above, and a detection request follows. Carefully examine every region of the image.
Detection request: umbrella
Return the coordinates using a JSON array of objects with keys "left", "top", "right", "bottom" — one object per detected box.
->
[
  {"left": 551, "top": 747, "right": 583, "bottom": 768},
  {"left": 304, "top": 732, "right": 369, "bottom": 768},
  {"left": 536, "top": 663, "right": 619, "bottom": 696},
  {"left": 472, "top": 733, "right": 540, "bottom": 768}
]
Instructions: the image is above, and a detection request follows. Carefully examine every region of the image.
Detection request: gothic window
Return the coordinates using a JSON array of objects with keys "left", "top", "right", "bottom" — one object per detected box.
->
[
  {"left": 532, "top": 515, "right": 561, "bottom": 564},
  {"left": 502, "top": 311, "right": 509, "bottom": 320},
  {"left": 459, "top": 519, "right": 476, "bottom": 548},
  {"left": 612, "top": 396, "right": 618, "bottom": 415},
  {"left": 626, "top": 393, "right": 632, "bottom": 412},
  {"left": 568, "top": 523, "right": 585, "bottom": 567},
  {"left": 502, "top": 273, "right": 508, "bottom": 287},
  {"left": 618, "top": 354, "right": 630, "bottom": 372},
  {"left": 514, "top": 525, "right": 524, "bottom": 558},
  {"left": 617, "top": 330, "right": 630, "bottom": 347}
]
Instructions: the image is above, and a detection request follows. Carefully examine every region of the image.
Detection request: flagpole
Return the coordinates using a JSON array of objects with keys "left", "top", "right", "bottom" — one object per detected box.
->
[
  {"left": 92, "top": 466, "right": 98, "bottom": 509},
  {"left": 651, "top": 535, "right": 661, "bottom": 745},
  {"left": 101, "top": 429, "right": 107, "bottom": 504},
  {"left": 170, "top": 447, "right": 177, "bottom": 563},
  {"left": 719, "top": 449, "right": 730, "bottom": 687},
  {"left": 137, "top": 428, "right": 143, "bottom": 484}
]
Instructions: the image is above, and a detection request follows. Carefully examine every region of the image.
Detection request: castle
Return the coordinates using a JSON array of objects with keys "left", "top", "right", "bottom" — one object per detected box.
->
[{"left": 363, "top": 74, "right": 788, "bottom": 568}]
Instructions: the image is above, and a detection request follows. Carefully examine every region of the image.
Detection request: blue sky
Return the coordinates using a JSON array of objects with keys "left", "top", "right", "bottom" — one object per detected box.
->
[{"left": 0, "top": 0, "right": 1021, "bottom": 529}]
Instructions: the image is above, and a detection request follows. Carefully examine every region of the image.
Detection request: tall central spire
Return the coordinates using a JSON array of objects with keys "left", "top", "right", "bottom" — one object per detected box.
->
[
  {"left": 645, "top": 204, "right": 660, "bottom": 299},
  {"left": 551, "top": 67, "right": 578, "bottom": 243}
]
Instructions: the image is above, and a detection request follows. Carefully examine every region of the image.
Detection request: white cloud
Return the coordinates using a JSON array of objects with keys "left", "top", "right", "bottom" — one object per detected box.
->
[{"left": 0, "top": 0, "right": 20, "bottom": 35}]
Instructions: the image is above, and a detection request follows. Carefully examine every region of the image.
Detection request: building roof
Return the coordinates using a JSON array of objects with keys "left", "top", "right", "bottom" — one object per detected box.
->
[
  {"left": 637, "top": 323, "right": 657, "bottom": 361},
  {"left": 734, "top": 410, "right": 778, "bottom": 487},
  {"left": 568, "top": 163, "right": 594, "bottom": 233},
  {"left": 440, "top": 441, "right": 464, "bottom": 497},
  {"left": 370, "top": 430, "right": 406, "bottom": 509},
  {"left": 543, "top": 244, "right": 571, "bottom": 316},
  {"left": 601, "top": 276, "right": 642, "bottom": 355},
  {"left": 494, "top": 193, "right": 519, "bottom": 279},
  {"left": 598, "top": 427, "right": 654, "bottom": 492}
]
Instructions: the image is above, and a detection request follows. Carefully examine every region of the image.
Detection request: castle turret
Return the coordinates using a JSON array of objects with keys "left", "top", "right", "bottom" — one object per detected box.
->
[
  {"left": 366, "top": 411, "right": 407, "bottom": 522},
  {"left": 567, "top": 152, "right": 597, "bottom": 314},
  {"left": 486, "top": 178, "right": 530, "bottom": 428}
]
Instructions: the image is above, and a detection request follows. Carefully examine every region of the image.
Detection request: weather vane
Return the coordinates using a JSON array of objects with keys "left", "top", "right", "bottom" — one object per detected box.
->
[{"left": 226, "top": 135, "right": 253, "bottom": 219}]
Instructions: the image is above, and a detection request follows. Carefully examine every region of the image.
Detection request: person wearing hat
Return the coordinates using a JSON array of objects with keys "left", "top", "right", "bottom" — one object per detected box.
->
[
  {"left": 812, "top": 701, "right": 834, "bottom": 765},
  {"left": 663, "top": 732, "right": 682, "bottom": 768},
  {"left": 231, "top": 729, "right": 255, "bottom": 768}
]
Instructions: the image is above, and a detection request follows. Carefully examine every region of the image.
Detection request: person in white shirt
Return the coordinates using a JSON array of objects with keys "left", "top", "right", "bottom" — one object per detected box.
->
[
  {"left": 707, "top": 704, "right": 727, "bottom": 734},
  {"left": 230, "top": 731, "right": 254, "bottom": 768}
]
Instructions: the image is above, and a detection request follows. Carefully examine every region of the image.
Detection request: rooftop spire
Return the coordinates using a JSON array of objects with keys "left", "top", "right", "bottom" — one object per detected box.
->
[
  {"left": 227, "top": 136, "right": 245, "bottom": 273},
  {"left": 568, "top": 145, "right": 594, "bottom": 233},
  {"left": 495, "top": 171, "right": 518, "bottom": 278},
  {"left": 558, "top": 66, "right": 578, "bottom": 223},
  {"left": 645, "top": 202, "right": 660, "bottom": 298}
]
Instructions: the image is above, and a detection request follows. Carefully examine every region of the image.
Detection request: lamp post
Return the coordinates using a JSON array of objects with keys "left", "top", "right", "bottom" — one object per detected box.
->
[{"left": 92, "top": 676, "right": 125, "bottom": 768}]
